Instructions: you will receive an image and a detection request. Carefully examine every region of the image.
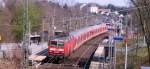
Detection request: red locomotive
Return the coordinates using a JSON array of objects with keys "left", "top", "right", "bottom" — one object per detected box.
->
[{"left": 48, "top": 23, "right": 108, "bottom": 59}]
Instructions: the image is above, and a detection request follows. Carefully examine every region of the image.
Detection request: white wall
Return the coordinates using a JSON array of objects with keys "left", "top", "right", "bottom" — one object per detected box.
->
[{"left": 90, "top": 6, "right": 98, "bottom": 14}]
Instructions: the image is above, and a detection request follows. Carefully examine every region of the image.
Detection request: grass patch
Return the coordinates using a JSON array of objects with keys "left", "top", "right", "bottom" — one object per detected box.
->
[
  {"left": 129, "top": 47, "right": 148, "bottom": 57},
  {"left": 117, "top": 47, "right": 148, "bottom": 69}
]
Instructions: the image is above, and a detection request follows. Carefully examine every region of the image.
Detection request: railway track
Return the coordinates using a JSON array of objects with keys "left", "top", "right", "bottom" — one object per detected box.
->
[{"left": 37, "top": 33, "right": 109, "bottom": 69}]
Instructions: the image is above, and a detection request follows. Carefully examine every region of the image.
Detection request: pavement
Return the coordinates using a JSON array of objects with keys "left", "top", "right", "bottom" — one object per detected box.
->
[{"left": 29, "top": 42, "right": 48, "bottom": 55}]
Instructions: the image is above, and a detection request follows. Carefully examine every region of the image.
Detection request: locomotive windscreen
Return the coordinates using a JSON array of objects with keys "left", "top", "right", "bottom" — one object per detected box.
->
[
  {"left": 51, "top": 41, "right": 57, "bottom": 45},
  {"left": 57, "top": 42, "right": 64, "bottom": 46},
  {"left": 50, "top": 41, "right": 64, "bottom": 46}
]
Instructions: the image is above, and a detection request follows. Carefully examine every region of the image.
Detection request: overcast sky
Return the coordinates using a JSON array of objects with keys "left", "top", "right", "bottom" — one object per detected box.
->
[
  {"left": 57, "top": 0, "right": 130, "bottom": 7},
  {"left": 76, "top": 0, "right": 129, "bottom": 6},
  {"left": 0, "top": 0, "right": 130, "bottom": 7},
  {"left": 0, "top": 0, "right": 5, "bottom": 8},
  {"left": 75, "top": 0, "right": 130, "bottom": 7}
]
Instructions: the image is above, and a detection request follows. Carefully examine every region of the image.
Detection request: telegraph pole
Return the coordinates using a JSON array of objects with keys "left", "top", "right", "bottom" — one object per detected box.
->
[
  {"left": 52, "top": 4, "right": 56, "bottom": 37},
  {"left": 69, "top": 17, "right": 72, "bottom": 31},
  {"left": 52, "top": 17, "right": 55, "bottom": 37},
  {"left": 22, "top": 0, "right": 29, "bottom": 69},
  {"left": 124, "top": 20, "right": 128, "bottom": 69},
  {"left": 42, "top": 18, "right": 45, "bottom": 42}
]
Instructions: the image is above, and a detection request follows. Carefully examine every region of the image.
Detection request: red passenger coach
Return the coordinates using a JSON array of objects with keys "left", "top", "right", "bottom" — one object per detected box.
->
[{"left": 48, "top": 23, "right": 108, "bottom": 59}]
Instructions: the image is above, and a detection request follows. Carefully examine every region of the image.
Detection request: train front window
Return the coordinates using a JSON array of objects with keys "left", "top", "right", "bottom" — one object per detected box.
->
[
  {"left": 50, "top": 41, "right": 64, "bottom": 46},
  {"left": 51, "top": 41, "right": 57, "bottom": 46},
  {"left": 57, "top": 42, "right": 64, "bottom": 46}
]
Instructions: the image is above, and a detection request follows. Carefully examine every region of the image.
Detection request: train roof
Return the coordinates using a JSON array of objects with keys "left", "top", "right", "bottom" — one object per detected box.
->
[
  {"left": 70, "top": 25, "right": 94, "bottom": 36},
  {"left": 51, "top": 24, "right": 105, "bottom": 41},
  {"left": 51, "top": 26, "right": 92, "bottom": 41},
  {"left": 51, "top": 26, "right": 91, "bottom": 41},
  {"left": 51, "top": 36, "right": 68, "bottom": 41},
  {"left": 70, "top": 24, "right": 103, "bottom": 37}
]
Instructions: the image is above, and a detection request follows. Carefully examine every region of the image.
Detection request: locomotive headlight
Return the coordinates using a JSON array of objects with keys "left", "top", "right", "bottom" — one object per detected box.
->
[
  {"left": 49, "top": 48, "right": 56, "bottom": 51},
  {"left": 58, "top": 49, "right": 64, "bottom": 51}
]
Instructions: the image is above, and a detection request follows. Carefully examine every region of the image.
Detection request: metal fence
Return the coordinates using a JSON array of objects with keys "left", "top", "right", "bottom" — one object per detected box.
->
[{"left": 0, "top": 43, "right": 22, "bottom": 59}]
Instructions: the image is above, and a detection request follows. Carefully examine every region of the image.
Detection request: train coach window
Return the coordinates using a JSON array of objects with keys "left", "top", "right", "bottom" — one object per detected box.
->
[{"left": 57, "top": 42, "right": 64, "bottom": 46}]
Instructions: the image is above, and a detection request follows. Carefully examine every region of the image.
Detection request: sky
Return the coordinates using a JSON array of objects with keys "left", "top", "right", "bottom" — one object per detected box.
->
[
  {"left": 57, "top": 0, "right": 130, "bottom": 7},
  {"left": 0, "top": 0, "right": 129, "bottom": 7},
  {"left": 0, "top": 0, "right": 5, "bottom": 8},
  {"left": 75, "top": 0, "right": 130, "bottom": 7}
]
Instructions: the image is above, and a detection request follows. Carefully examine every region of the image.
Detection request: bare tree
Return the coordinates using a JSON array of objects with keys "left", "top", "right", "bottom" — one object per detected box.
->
[{"left": 131, "top": 0, "right": 150, "bottom": 65}]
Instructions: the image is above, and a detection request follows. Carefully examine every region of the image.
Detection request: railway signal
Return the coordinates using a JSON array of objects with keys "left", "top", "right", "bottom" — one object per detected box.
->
[
  {"left": 124, "top": 24, "right": 128, "bottom": 69},
  {"left": 113, "top": 35, "right": 123, "bottom": 69},
  {"left": 113, "top": 36, "right": 123, "bottom": 40}
]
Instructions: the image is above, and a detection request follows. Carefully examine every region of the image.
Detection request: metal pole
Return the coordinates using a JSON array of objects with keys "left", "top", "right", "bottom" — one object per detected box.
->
[
  {"left": 124, "top": 22, "right": 128, "bottom": 69},
  {"left": 110, "top": 41, "right": 113, "bottom": 69},
  {"left": 53, "top": 6, "right": 55, "bottom": 37},
  {"left": 109, "top": 32, "right": 113, "bottom": 69},
  {"left": 42, "top": 19, "right": 44, "bottom": 42},
  {"left": 86, "top": 16, "right": 88, "bottom": 27},
  {"left": 125, "top": 42, "right": 128, "bottom": 69},
  {"left": 69, "top": 17, "right": 72, "bottom": 31},
  {"left": 108, "top": 35, "right": 111, "bottom": 69},
  {"left": 52, "top": 17, "right": 55, "bottom": 37},
  {"left": 22, "top": 0, "right": 29, "bottom": 69},
  {"left": 114, "top": 40, "right": 116, "bottom": 69},
  {"left": 49, "top": 16, "right": 51, "bottom": 40},
  {"left": 75, "top": 17, "right": 78, "bottom": 30}
]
